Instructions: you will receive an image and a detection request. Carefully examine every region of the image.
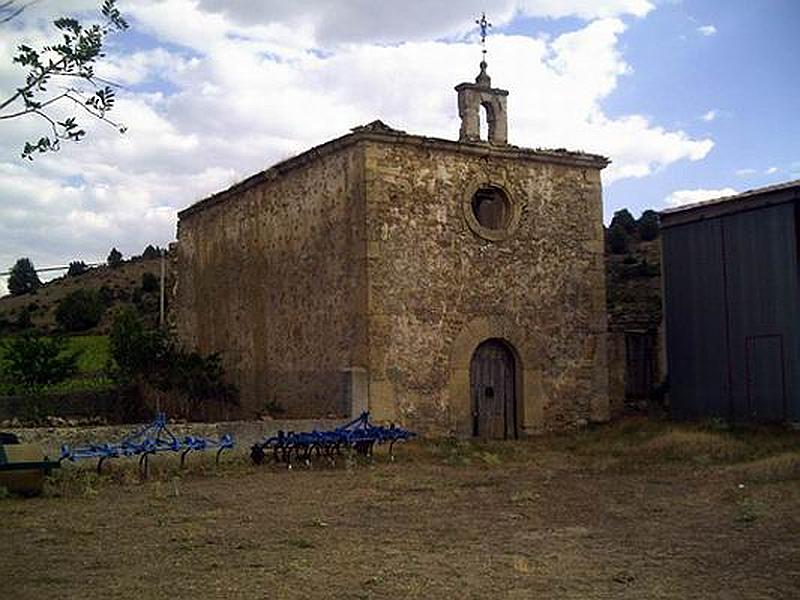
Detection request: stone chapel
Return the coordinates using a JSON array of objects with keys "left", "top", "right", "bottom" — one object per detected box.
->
[{"left": 174, "top": 59, "right": 610, "bottom": 436}]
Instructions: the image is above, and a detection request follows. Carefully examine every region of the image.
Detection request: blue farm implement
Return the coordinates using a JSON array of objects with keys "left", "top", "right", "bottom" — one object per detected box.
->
[
  {"left": 59, "top": 413, "right": 234, "bottom": 477},
  {"left": 250, "top": 411, "right": 415, "bottom": 468}
]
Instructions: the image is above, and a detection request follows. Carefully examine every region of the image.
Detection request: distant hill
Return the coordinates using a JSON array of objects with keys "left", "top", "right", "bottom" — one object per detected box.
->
[{"left": 0, "top": 256, "right": 172, "bottom": 336}]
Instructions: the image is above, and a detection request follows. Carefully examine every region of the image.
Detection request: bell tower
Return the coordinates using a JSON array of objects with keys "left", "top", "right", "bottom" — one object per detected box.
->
[{"left": 455, "top": 13, "right": 508, "bottom": 145}]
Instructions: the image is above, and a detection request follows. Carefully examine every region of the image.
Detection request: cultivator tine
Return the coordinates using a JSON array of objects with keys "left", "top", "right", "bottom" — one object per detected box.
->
[
  {"left": 139, "top": 452, "right": 150, "bottom": 479},
  {"left": 180, "top": 448, "right": 191, "bottom": 468},
  {"left": 250, "top": 444, "right": 265, "bottom": 465}
]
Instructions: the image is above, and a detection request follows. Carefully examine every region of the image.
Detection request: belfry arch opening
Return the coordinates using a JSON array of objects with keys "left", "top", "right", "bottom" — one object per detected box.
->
[
  {"left": 470, "top": 338, "right": 518, "bottom": 439},
  {"left": 479, "top": 103, "right": 490, "bottom": 141}
]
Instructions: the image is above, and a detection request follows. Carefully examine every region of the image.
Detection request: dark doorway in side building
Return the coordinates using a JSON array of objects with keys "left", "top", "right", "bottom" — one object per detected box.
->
[
  {"left": 470, "top": 339, "right": 517, "bottom": 439},
  {"left": 625, "top": 330, "right": 656, "bottom": 400}
]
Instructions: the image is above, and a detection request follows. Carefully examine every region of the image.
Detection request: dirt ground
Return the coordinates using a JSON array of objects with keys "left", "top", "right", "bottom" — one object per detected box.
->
[{"left": 2, "top": 419, "right": 799, "bottom": 599}]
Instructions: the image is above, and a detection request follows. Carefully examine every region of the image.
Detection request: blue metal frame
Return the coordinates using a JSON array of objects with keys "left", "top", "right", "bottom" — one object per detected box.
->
[
  {"left": 59, "top": 413, "right": 235, "bottom": 476},
  {"left": 250, "top": 411, "right": 415, "bottom": 467}
]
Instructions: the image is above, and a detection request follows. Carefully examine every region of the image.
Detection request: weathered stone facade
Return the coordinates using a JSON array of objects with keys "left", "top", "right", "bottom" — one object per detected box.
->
[{"left": 175, "top": 66, "right": 610, "bottom": 436}]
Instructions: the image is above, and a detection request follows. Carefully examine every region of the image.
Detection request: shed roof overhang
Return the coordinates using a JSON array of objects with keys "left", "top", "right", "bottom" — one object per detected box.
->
[{"left": 660, "top": 180, "right": 800, "bottom": 229}]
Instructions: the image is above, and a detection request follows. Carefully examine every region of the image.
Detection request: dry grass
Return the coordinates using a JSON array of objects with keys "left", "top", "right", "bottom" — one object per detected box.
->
[
  {"left": 638, "top": 429, "right": 751, "bottom": 462},
  {"left": 2, "top": 419, "right": 799, "bottom": 599},
  {"left": 728, "top": 451, "right": 800, "bottom": 483}
]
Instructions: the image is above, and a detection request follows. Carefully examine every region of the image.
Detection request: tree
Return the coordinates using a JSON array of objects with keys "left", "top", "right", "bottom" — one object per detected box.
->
[
  {"left": 610, "top": 209, "right": 637, "bottom": 235},
  {"left": 108, "top": 309, "right": 238, "bottom": 412},
  {"left": 109, "top": 307, "right": 166, "bottom": 383},
  {"left": 55, "top": 289, "right": 105, "bottom": 332},
  {"left": 0, "top": 0, "right": 128, "bottom": 159},
  {"left": 0, "top": 335, "right": 79, "bottom": 392},
  {"left": 142, "top": 245, "right": 161, "bottom": 260},
  {"left": 107, "top": 247, "right": 123, "bottom": 267},
  {"left": 607, "top": 223, "right": 630, "bottom": 254},
  {"left": 67, "top": 260, "right": 88, "bottom": 277},
  {"left": 638, "top": 209, "right": 660, "bottom": 241},
  {"left": 7, "top": 257, "right": 42, "bottom": 296}
]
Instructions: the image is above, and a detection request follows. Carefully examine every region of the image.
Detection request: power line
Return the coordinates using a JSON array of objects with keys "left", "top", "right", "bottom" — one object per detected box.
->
[{"left": 0, "top": 261, "right": 105, "bottom": 277}]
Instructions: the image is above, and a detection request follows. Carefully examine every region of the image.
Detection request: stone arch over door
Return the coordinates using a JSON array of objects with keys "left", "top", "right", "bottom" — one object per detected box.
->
[
  {"left": 471, "top": 338, "right": 517, "bottom": 439},
  {"left": 447, "top": 316, "right": 546, "bottom": 437}
]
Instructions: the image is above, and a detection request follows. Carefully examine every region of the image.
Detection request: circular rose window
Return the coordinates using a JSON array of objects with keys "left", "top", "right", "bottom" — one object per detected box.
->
[
  {"left": 463, "top": 182, "right": 520, "bottom": 241},
  {"left": 471, "top": 186, "right": 511, "bottom": 231}
]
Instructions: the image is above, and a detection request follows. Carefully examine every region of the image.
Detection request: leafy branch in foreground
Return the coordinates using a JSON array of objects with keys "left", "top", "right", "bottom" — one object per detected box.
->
[{"left": 0, "top": 0, "right": 129, "bottom": 159}]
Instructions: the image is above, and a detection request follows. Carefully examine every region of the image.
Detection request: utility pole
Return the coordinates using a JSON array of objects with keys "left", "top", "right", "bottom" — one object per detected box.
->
[
  {"left": 159, "top": 247, "right": 166, "bottom": 328},
  {"left": 157, "top": 248, "right": 166, "bottom": 413}
]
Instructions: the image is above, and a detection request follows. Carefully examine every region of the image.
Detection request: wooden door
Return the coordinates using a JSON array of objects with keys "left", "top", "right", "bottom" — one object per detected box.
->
[
  {"left": 625, "top": 331, "right": 656, "bottom": 399},
  {"left": 470, "top": 339, "right": 516, "bottom": 439}
]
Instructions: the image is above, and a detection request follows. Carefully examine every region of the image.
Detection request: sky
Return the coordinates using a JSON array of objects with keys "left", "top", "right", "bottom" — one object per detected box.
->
[{"left": 0, "top": 0, "right": 798, "bottom": 288}]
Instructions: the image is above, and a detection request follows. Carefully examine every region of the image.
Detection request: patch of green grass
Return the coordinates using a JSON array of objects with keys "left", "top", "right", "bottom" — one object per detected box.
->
[
  {"left": 67, "top": 335, "right": 110, "bottom": 373},
  {"left": 0, "top": 334, "right": 111, "bottom": 394},
  {"left": 735, "top": 497, "right": 767, "bottom": 524},
  {"left": 45, "top": 375, "right": 114, "bottom": 394},
  {"left": 0, "top": 334, "right": 109, "bottom": 374}
]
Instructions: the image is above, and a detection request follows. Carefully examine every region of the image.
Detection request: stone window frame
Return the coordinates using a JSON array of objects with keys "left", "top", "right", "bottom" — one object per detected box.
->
[{"left": 462, "top": 179, "right": 521, "bottom": 242}]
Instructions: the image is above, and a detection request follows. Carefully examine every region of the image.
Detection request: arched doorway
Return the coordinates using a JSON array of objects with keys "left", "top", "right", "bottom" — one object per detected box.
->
[{"left": 470, "top": 339, "right": 517, "bottom": 439}]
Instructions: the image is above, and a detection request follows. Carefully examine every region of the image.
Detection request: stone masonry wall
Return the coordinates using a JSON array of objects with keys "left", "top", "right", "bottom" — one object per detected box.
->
[
  {"left": 363, "top": 139, "right": 608, "bottom": 435},
  {"left": 175, "top": 145, "right": 367, "bottom": 418}
]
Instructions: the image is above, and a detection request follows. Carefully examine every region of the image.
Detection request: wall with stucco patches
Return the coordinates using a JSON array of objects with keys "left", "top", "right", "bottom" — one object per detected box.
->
[
  {"left": 175, "top": 143, "right": 368, "bottom": 418},
  {"left": 362, "top": 137, "right": 608, "bottom": 435}
]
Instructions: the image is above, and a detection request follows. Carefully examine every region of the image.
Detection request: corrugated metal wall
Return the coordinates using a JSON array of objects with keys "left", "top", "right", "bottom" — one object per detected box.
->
[{"left": 662, "top": 200, "right": 800, "bottom": 422}]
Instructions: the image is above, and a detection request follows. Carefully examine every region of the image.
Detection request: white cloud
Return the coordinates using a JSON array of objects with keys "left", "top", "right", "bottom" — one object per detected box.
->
[
  {"left": 193, "top": 0, "right": 654, "bottom": 45},
  {"left": 697, "top": 25, "right": 717, "bottom": 37},
  {"left": 765, "top": 166, "right": 779, "bottom": 175},
  {"left": 1, "top": 0, "right": 714, "bottom": 294},
  {"left": 664, "top": 187, "right": 737, "bottom": 208},
  {"left": 735, "top": 168, "right": 757, "bottom": 176},
  {"left": 700, "top": 109, "right": 717, "bottom": 122}
]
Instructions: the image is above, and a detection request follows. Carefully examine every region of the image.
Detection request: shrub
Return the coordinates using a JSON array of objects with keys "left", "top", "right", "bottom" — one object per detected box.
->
[
  {"left": 0, "top": 335, "right": 80, "bottom": 393},
  {"left": 141, "top": 272, "right": 159, "bottom": 293},
  {"left": 16, "top": 306, "right": 33, "bottom": 330},
  {"left": 67, "top": 261, "right": 88, "bottom": 277},
  {"left": 109, "top": 307, "right": 166, "bottom": 382},
  {"left": 98, "top": 285, "right": 114, "bottom": 306},
  {"left": 108, "top": 309, "right": 238, "bottom": 414},
  {"left": 56, "top": 289, "right": 106, "bottom": 332},
  {"left": 607, "top": 223, "right": 630, "bottom": 254}
]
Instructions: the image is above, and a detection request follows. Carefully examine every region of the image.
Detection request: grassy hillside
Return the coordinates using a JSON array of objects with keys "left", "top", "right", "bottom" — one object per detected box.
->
[
  {"left": 0, "top": 334, "right": 112, "bottom": 395},
  {"left": 0, "top": 256, "right": 171, "bottom": 336}
]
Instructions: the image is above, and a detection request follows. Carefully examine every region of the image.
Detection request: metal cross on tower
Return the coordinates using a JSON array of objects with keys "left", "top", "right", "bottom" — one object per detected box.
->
[{"left": 475, "top": 12, "right": 492, "bottom": 59}]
